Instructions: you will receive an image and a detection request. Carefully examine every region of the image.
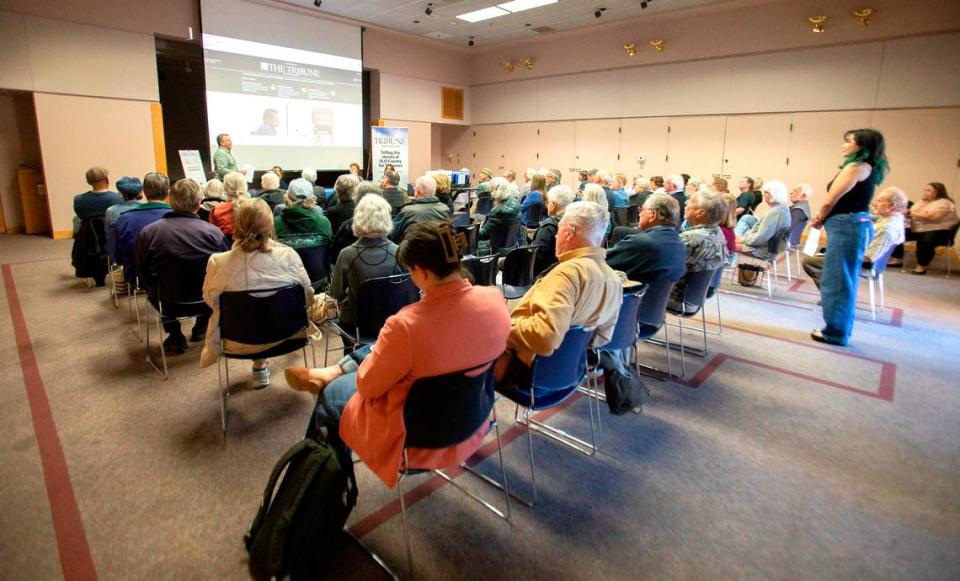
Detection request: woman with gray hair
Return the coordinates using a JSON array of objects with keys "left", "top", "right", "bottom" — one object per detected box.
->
[
  {"left": 274, "top": 178, "right": 333, "bottom": 249},
  {"left": 330, "top": 180, "right": 384, "bottom": 259},
  {"left": 198, "top": 178, "right": 225, "bottom": 222},
  {"left": 328, "top": 195, "right": 401, "bottom": 330},
  {"left": 209, "top": 171, "right": 249, "bottom": 239},
  {"left": 734, "top": 179, "right": 792, "bottom": 259},
  {"left": 477, "top": 177, "right": 521, "bottom": 255},
  {"left": 325, "top": 174, "right": 360, "bottom": 240}
]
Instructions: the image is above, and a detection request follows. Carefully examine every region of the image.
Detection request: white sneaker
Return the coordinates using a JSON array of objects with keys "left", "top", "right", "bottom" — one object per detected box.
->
[{"left": 252, "top": 366, "right": 270, "bottom": 389}]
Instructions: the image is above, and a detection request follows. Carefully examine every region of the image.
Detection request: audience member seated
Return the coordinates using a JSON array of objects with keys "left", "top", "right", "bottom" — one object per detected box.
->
[
  {"left": 301, "top": 168, "right": 325, "bottom": 201},
  {"left": 200, "top": 198, "right": 313, "bottom": 386},
  {"left": 632, "top": 176, "right": 654, "bottom": 208},
  {"left": 477, "top": 177, "right": 521, "bottom": 255},
  {"left": 348, "top": 162, "right": 362, "bottom": 177},
  {"left": 664, "top": 174, "right": 687, "bottom": 218},
  {"left": 105, "top": 176, "right": 143, "bottom": 233},
  {"left": 531, "top": 185, "right": 575, "bottom": 276},
  {"left": 110, "top": 172, "right": 172, "bottom": 282},
  {"left": 379, "top": 170, "right": 406, "bottom": 215},
  {"left": 209, "top": 172, "right": 249, "bottom": 239},
  {"left": 607, "top": 193, "right": 687, "bottom": 286},
  {"left": 734, "top": 180, "right": 791, "bottom": 258},
  {"left": 198, "top": 178, "right": 225, "bottom": 222},
  {"left": 713, "top": 177, "right": 730, "bottom": 194},
  {"left": 495, "top": 202, "right": 622, "bottom": 392},
  {"left": 520, "top": 174, "right": 547, "bottom": 228},
  {"left": 735, "top": 176, "right": 757, "bottom": 217},
  {"left": 581, "top": 183, "right": 613, "bottom": 239},
  {"left": 892, "top": 182, "right": 960, "bottom": 274},
  {"left": 546, "top": 169, "right": 563, "bottom": 192},
  {"left": 272, "top": 165, "right": 288, "bottom": 190},
  {"left": 803, "top": 186, "right": 908, "bottom": 289},
  {"left": 392, "top": 175, "right": 451, "bottom": 244},
  {"left": 434, "top": 173, "right": 455, "bottom": 213},
  {"left": 670, "top": 191, "right": 728, "bottom": 313},
  {"left": 328, "top": 195, "right": 401, "bottom": 331},
  {"left": 73, "top": 166, "right": 124, "bottom": 286},
  {"left": 136, "top": 179, "right": 229, "bottom": 355},
  {"left": 274, "top": 179, "right": 333, "bottom": 249},
  {"left": 608, "top": 173, "right": 629, "bottom": 209},
  {"left": 719, "top": 193, "right": 739, "bottom": 254},
  {"left": 284, "top": 222, "right": 510, "bottom": 488},
  {"left": 325, "top": 174, "right": 360, "bottom": 238},
  {"left": 257, "top": 171, "right": 286, "bottom": 211},
  {"left": 330, "top": 181, "right": 383, "bottom": 261}
]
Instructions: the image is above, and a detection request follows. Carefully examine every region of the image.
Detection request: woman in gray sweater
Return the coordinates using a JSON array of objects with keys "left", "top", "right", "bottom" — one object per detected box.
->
[{"left": 734, "top": 179, "right": 792, "bottom": 259}]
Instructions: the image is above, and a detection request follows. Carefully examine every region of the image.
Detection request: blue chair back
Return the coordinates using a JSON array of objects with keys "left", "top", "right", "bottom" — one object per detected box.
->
[
  {"left": 530, "top": 325, "right": 592, "bottom": 394},
  {"left": 864, "top": 244, "right": 898, "bottom": 280},
  {"left": 788, "top": 207, "right": 809, "bottom": 246},
  {"left": 220, "top": 285, "right": 306, "bottom": 344},
  {"left": 489, "top": 218, "right": 521, "bottom": 254},
  {"left": 451, "top": 212, "right": 471, "bottom": 228},
  {"left": 767, "top": 227, "right": 790, "bottom": 258},
  {"left": 475, "top": 196, "right": 494, "bottom": 216},
  {"left": 462, "top": 255, "right": 498, "bottom": 286},
  {"left": 294, "top": 244, "right": 331, "bottom": 285},
  {"left": 601, "top": 291, "right": 644, "bottom": 350},
  {"left": 671, "top": 268, "right": 716, "bottom": 317},
  {"left": 637, "top": 276, "right": 678, "bottom": 337},
  {"left": 355, "top": 273, "right": 419, "bottom": 341},
  {"left": 403, "top": 361, "right": 496, "bottom": 449}
]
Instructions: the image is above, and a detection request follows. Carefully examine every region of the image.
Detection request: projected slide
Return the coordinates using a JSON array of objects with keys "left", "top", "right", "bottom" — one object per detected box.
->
[{"left": 203, "top": 33, "right": 363, "bottom": 170}]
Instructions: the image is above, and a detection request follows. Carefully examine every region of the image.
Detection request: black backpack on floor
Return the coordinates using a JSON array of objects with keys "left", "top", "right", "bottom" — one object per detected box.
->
[{"left": 244, "top": 406, "right": 357, "bottom": 581}]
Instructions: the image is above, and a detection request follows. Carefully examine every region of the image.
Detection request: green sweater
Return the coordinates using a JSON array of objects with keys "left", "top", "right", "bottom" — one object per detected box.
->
[{"left": 274, "top": 207, "right": 333, "bottom": 248}]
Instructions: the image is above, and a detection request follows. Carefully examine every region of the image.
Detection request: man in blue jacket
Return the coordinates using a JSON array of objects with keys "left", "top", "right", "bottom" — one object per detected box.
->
[
  {"left": 109, "top": 173, "right": 172, "bottom": 281},
  {"left": 606, "top": 193, "right": 687, "bottom": 286}
]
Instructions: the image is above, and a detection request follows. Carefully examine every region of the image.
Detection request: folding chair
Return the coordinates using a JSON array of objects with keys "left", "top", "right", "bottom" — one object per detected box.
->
[
  {"left": 451, "top": 211, "right": 471, "bottom": 228},
  {"left": 487, "top": 218, "right": 521, "bottom": 256},
  {"left": 393, "top": 361, "right": 511, "bottom": 578},
  {"left": 455, "top": 224, "right": 478, "bottom": 257},
  {"left": 661, "top": 268, "right": 720, "bottom": 376},
  {"left": 462, "top": 255, "right": 499, "bottom": 286},
  {"left": 859, "top": 245, "right": 897, "bottom": 321},
  {"left": 475, "top": 196, "right": 493, "bottom": 216},
  {"left": 494, "top": 326, "right": 598, "bottom": 505},
  {"left": 143, "top": 259, "right": 211, "bottom": 379},
  {"left": 323, "top": 273, "right": 419, "bottom": 365},
  {"left": 217, "top": 285, "right": 311, "bottom": 434},
  {"left": 499, "top": 245, "right": 538, "bottom": 299},
  {"left": 730, "top": 227, "right": 791, "bottom": 298},
  {"left": 636, "top": 277, "right": 680, "bottom": 379},
  {"left": 293, "top": 244, "right": 331, "bottom": 290}
]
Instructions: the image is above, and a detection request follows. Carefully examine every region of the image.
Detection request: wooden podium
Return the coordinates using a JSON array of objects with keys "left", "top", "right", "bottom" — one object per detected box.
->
[{"left": 18, "top": 167, "right": 51, "bottom": 235}]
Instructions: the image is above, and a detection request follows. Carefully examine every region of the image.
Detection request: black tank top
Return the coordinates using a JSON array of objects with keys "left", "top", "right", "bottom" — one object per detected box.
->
[{"left": 827, "top": 166, "right": 875, "bottom": 217}]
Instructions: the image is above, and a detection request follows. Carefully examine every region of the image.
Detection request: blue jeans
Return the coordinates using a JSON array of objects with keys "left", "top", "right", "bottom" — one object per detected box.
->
[
  {"left": 820, "top": 212, "right": 873, "bottom": 345},
  {"left": 306, "top": 345, "right": 372, "bottom": 436},
  {"left": 734, "top": 215, "right": 758, "bottom": 238}
]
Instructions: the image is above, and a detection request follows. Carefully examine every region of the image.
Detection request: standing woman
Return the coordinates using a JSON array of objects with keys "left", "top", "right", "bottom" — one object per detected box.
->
[{"left": 808, "top": 129, "right": 889, "bottom": 346}]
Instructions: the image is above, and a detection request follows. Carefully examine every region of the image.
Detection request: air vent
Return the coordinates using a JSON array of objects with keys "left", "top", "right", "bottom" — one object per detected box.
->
[{"left": 532, "top": 26, "right": 556, "bottom": 33}]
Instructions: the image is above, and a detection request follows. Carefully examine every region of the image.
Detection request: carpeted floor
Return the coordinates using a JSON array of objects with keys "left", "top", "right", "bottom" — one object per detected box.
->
[{"left": 1, "top": 234, "right": 958, "bottom": 580}]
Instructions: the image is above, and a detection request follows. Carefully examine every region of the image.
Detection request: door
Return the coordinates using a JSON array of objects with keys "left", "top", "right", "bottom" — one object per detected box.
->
[
  {"left": 665, "top": 116, "right": 725, "bottom": 180},
  {"left": 503, "top": 122, "right": 540, "bottom": 179},
  {"left": 440, "top": 125, "right": 473, "bottom": 171},
  {"left": 618, "top": 117, "right": 670, "bottom": 179},
  {"left": 474, "top": 125, "right": 507, "bottom": 177},
  {"left": 537, "top": 121, "right": 577, "bottom": 187},
  {"left": 574, "top": 119, "right": 622, "bottom": 174},
  {"left": 722, "top": 113, "right": 791, "bottom": 184},
  {"left": 18, "top": 168, "right": 51, "bottom": 234}
]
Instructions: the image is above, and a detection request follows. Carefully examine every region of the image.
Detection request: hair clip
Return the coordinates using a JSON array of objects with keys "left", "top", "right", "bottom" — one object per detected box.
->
[{"left": 437, "top": 223, "right": 466, "bottom": 264}]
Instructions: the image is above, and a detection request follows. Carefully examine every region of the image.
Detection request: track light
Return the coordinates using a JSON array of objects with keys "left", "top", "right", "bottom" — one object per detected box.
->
[
  {"left": 808, "top": 15, "right": 827, "bottom": 33},
  {"left": 313, "top": 0, "right": 321, "bottom": 6},
  {"left": 640, "top": 1, "right": 648, "bottom": 9},
  {"left": 425, "top": 3, "right": 433, "bottom": 16},
  {"left": 468, "top": 36, "right": 475, "bottom": 47},
  {"left": 594, "top": 7, "right": 606, "bottom": 18}
]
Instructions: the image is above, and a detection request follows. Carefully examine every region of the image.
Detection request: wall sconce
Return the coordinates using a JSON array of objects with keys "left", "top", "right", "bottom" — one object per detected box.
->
[
  {"left": 853, "top": 8, "right": 875, "bottom": 27},
  {"left": 649, "top": 39, "right": 665, "bottom": 52},
  {"left": 624, "top": 42, "right": 638, "bottom": 57},
  {"left": 500, "top": 60, "right": 515, "bottom": 72},
  {"left": 519, "top": 57, "right": 535, "bottom": 70},
  {"left": 808, "top": 15, "right": 827, "bottom": 33}
]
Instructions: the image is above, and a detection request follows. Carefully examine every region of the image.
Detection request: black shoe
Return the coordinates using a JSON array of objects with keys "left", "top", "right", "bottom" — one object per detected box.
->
[
  {"left": 163, "top": 335, "right": 188, "bottom": 355},
  {"left": 810, "top": 329, "right": 845, "bottom": 346},
  {"left": 189, "top": 327, "right": 207, "bottom": 342}
]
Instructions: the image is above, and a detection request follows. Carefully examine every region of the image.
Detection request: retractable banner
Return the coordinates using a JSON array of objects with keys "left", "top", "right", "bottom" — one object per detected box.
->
[{"left": 371, "top": 126, "right": 409, "bottom": 187}]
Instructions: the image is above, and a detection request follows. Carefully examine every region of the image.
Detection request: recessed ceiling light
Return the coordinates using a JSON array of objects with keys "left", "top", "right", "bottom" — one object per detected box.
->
[{"left": 457, "top": 6, "right": 510, "bottom": 23}]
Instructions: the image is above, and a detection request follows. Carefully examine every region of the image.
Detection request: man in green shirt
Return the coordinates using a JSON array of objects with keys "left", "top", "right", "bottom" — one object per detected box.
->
[{"left": 212, "top": 133, "right": 244, "bottom": 180}]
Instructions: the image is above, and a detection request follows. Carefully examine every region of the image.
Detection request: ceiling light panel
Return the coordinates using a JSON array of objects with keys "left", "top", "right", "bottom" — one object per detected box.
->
[
  {"left": 497, "top": 0, "right": 558, "bottom": 12},
  {"left": 456, "top": 6, "right": 511, "bottom": 22}
]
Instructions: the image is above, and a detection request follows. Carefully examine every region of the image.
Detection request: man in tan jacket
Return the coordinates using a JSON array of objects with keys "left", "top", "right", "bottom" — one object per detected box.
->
[{"left": 497, "top": 201, "right": 623, "bottom": 388}]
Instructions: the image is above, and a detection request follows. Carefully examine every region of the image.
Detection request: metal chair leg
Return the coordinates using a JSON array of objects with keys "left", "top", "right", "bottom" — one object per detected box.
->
[
  {"left": 678, "top": 316, "right": 687, "bottom": 377},
  {"left": 868, "top": 278, "right": 877, "bottom": 321},
  {"left": 785, "top": 250, "right": 793, "bottom": 282},
  {"left": 879, "top": 273, "right": 885, "bottom": 311},
  {"left": 219, "top": 357, "right": 230, "bottom": 435},
  {"left": 397, "top": 461, "right": 415, "bottom": 580}
]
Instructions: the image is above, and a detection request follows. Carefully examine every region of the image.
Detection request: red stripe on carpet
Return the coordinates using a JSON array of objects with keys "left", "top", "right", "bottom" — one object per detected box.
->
[
  {"left": 2, "top": 264, "right": 98, "bottom": 581},
  {"left": 348, "top": 393, "right": 583, "bottom": 539}
]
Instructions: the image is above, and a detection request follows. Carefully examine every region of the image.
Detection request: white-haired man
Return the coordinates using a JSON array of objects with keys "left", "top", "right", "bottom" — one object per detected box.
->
[
  {"left": 391, "top": 174, "right": 451, "bottom": 243},
  {"left": 664, "top": 174, "right": 687, "bottom": 218},
  {"left": 531, "top": 185, "right": 576, "bottom": 275},
  {"left": 496, "top": 201, "right": 623, "bottom": 391}
]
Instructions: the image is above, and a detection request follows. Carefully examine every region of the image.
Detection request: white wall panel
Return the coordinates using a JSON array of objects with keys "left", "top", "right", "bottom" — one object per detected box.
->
[
  {"left": 727, "top": 44, "right": 883, "bottom": 114},
  {"left": 538, "top": 122, "right": 577, "bottom": 187},
  {"left": 379, "top": 74, "right": 470, "bottom": 125},
  {"left": 872, "top": 108, "right": 960, "bottom": 203},
  {"left": 876, "top": 33, "right": 960, "bottom": 109},
  {"left": 475, "top": 125, "right": 506, "bottom": 176},
  {"left": 471, "top": 80, "right": 538, "bottom": 125},
  {"left": 537, "top": 70, "right": 622, "bottom": 122},
  {"left": 621, "top": 58, "right": 734, "bottom": 118},
  {"left": 618, "top": 117, "right": 670, "bottom": 177},
  {"left": 665, "top": 116, "right": 726, "bottom": 179},
  {"left": 0, "top": 12, "right": 33, "bottom": 91},
  {"left": 722, "top": 114, "right": 792, "bottom": 183},
  {"left": 440, "top": 125, "right": 473, "bottom": 170},
  {"left": 575, "top": 119, "right": 622, "bottom": 172},
  {"left": 503, "top": 123, "right": 540, "bottom": 177}
]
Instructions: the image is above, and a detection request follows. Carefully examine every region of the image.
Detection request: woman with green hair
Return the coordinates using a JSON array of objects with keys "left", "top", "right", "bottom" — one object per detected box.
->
[{"left": 808, "top": 128, "right": 889, "bottom": 346}]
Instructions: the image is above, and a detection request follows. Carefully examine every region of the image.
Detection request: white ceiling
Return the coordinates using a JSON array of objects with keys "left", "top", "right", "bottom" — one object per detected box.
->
[{"left": 280, "top": 0, "right": 732, "bottom": 48}]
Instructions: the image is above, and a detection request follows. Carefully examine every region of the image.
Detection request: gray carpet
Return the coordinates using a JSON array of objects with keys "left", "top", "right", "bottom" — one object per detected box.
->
[{"left": 1, "top": 234, "right": 958, "bottom": 579}]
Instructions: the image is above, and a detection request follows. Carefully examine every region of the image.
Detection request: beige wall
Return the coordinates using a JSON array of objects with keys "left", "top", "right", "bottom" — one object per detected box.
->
[
  {"left": 379, "top": 74, "right": 471, "bottom": 126},
  {"left": 468, "top": 0, "right": 960, "bottom": 85},
  {"left": 0, "top": 0, "right": 197, "bottom": 39},
  {"left": 34, "top": 93, "right": 157, "bottom": 235},
  {"left": 0, "top": 10, "right": 159, "bottom": 101},
  {"left": 0, "top": 92, "right": 42, "bottom": 231},
  {"left": 363, "top": 28, "right": 471, "bottom": 86},
  {"left": 442, "top": 107, "right": 960, "bottom": 216}
]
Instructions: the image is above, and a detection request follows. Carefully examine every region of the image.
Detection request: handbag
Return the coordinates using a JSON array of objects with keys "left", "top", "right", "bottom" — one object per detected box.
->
[{"left": 598, "top": 349, "right": 650, "bottom": 415}]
